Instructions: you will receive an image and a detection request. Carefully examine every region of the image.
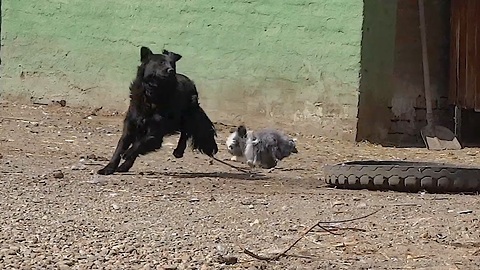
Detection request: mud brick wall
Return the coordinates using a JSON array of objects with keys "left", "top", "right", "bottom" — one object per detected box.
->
[
  {"left": 388, "top": 96, "right": 453, "bottom": 145},
  {"left": 1, "top": 0, "right": 364, "bottom": 140}
]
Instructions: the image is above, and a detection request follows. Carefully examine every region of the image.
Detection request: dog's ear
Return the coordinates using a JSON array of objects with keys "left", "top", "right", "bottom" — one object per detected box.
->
[
  {"left": 237, "top": 125, "right": 247, "bottom": 138},
  {"left": 140, "top": 46, "right": 153, "bottom": 62},
  {"left": 163, "top": 49, "right": 182, "bottom": 62}
]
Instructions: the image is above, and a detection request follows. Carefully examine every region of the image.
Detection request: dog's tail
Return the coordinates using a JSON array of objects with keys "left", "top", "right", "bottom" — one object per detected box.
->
[{"left": 189, "top": 106, "right": 218, "bottom": 157}]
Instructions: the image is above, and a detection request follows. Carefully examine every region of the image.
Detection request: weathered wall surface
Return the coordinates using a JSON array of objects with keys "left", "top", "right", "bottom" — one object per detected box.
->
[
  {"left": 357, "top": 0, "right": 452, "bottom": 146},
  {"left": 388, "top": 0, "right": 451, "bottom": 145},
  {"left": 356, "top": 0, "right": 398, "bottom": 143},
  {"left": 1, "top": 0, "right": 363, "bottom": 139}
]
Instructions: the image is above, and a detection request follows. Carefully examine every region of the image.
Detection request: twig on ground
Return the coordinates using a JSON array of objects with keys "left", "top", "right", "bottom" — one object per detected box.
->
[
  {"left": 244, "top": 208, "right": 382, "bottom": 261},
  {"left": 83, "top": 107, "right": 103, "bottom": 119},
  {"left": 0, "top": 117, "right": 38, "bottom": 123},
  {"left": 387, "top": 203, "right": 421, "bottom": 207},
  {"left": 311, "top": 226, "right": 367, "bottom": 233},
  {"left": 33, "top": 102, "right": 49, "bottom": 106},
  {"left": 83, "top": 162, "right": 105, "bottom": 166}
]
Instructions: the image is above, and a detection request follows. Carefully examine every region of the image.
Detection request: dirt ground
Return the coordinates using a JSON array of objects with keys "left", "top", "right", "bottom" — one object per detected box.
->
[{"left": 1, "top": 101, "right": 480, "bottom": 270}]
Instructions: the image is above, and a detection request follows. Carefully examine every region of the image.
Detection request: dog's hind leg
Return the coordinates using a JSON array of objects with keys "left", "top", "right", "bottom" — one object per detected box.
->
[
  {"left": 173, "top": 131, "right": 189, "bottom": 158},
  {"left": 98, "top": 116, "right": 135, "bottom": 175}
]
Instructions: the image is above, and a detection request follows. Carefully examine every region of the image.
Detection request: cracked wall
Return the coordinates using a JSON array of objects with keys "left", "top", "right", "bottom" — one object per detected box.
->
[{"left": 1, "top": 0, "right": 363, "bottom": 139}]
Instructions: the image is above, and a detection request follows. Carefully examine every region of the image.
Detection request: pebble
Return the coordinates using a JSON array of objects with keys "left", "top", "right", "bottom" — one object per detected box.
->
[
  {"left": 71, "top": 164, "right": 87, "bottom": 170},
  {"left": 57, "top": 263, "right": 70, "bottom": 270},
  {"left": 357, "top": 202, "right": 367, "bottom": 208},
  {"left": 89, "top": 175, "right": 107, "bottom": 185},
  {"left": 53, "top": 171, "right": 64, "bottom": 179},
  {"left": 223, "top": 256, "right": 238, "bottom": 265}
]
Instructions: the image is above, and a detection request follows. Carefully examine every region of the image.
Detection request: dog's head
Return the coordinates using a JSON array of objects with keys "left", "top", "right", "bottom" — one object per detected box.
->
[
  {"left": 274, "top": 135, "right": 298, "bottom": 161},
  {"left": 226, "top": 125, "right": 248, "bottom": 157},
  {"left": 140, "top": 46, "right": 182, "bottom": 81},
  {"left": 288, "top": 138, "right": 298, "bottom": 154}
]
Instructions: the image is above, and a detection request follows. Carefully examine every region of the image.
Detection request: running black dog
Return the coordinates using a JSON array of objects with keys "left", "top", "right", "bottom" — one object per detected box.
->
[{"left": 98, "top": 46, "right": 218, "bottom": 175}]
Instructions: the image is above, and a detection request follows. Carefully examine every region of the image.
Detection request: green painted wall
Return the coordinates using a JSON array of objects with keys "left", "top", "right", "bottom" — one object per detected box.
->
[{"left": 1, "top": 0, "right": 363, "bottom": 138}]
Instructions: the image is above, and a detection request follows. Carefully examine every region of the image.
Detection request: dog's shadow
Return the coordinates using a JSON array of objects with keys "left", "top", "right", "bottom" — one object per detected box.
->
[{"left": 151, "top": 171, "right": 270, "bottom": 180}]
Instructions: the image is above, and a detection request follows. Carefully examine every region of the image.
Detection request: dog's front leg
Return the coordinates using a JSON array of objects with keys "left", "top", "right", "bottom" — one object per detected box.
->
[
  {"left": 116, "top": 136, "right": 150, "bottom": 172},
  {"left": 173, "top": 131, "right": 188, "bottom": 158},
  {"left": 117, "top": 132, "right": 165, "bottom": 172},
  {"left": 98, "top": 115, "right": 135, "bottom": 175}
]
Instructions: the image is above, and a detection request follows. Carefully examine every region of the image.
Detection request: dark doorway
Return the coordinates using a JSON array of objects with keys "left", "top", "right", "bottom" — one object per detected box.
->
[{"left": 449, "top": 0, "right": 480, "bottom": 146}]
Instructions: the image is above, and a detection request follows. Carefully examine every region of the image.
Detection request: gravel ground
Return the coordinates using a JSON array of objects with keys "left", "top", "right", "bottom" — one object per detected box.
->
[{"left": 1, "top": 102, "right": 480, "bottom": 270}]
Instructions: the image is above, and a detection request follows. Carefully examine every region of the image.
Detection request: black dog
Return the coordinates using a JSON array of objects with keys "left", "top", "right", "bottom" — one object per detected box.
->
[{"left": 98, "top": 46, "right": 218, "bottom": 175}]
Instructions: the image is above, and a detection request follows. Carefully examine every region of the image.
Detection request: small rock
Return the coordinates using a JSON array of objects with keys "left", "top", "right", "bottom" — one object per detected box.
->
[
  {"left": 332, "top": 201, "right": 344, "bottom": 207},
  {"left": 57, "top": 100, "right": 67, "bottom": 107},
  {"left": 249, "top": 219, "right": 260, "bottom": 226},
  {"left": 357, "top": 202, "right": 367, "bottom": 208},
  {"left": 458, "top": 210, "right": 473, "bottom": 214},
  {"left": 217, "top": 255, "right": 238, "bottom": 265},
  {"left": 112, "top": 204, "right": 120, "bottom": 210},
  {"left": 53, "top": 171, "right": 64, "bottom": 179},
  {"left": 63, "top": 260, "right": 75, "bottom": 266},
  {"left": 181, "top": 254, "right": 191, "bottom": 263},
  {"left": 162, "top": 264, "right": 177, "bottom": 270},
  {"left": 248, "top": 204, "right": 254, "bottom": 209},
  {"left": 57, "top": 263, "right": 70, "bottom": 270},
  {"left": 89, "top": 175, "right": 107, "bottom": 185},
  {"left": 189, "top": 198, "right": 200, "bottom": 203},
  {"left": 71, "top": 164, "right": 87, "bottom": 170}
]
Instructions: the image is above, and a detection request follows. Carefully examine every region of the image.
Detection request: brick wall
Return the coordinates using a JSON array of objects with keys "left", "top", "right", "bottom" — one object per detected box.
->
[{"left": 1, "top": 0, "right": 364, "bottom": 139}]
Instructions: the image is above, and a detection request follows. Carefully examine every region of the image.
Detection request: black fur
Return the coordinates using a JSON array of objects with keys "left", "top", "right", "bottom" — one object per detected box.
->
[{"left": 98, "top": 46, "right": 218, "bottom": 175}]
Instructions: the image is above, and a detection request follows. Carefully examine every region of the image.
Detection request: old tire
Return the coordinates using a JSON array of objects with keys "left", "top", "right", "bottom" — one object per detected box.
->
[{"left": 324, "top": 160, "right": 480, "bottom": 193}]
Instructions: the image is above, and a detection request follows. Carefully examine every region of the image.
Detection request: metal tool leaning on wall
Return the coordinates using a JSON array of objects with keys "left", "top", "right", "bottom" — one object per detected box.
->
[{"left": 418, "top": 0, "right": 461, "bottom": 150}]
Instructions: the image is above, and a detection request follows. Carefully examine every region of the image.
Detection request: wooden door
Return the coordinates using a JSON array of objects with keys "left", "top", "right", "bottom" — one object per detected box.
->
[{"left": 449, "top": 0, "right": 480, "bottom": 111}]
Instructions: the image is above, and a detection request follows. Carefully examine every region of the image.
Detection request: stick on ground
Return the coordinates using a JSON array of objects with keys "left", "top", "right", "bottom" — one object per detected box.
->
[{"left": 244, "top": 208, "right": 382, "bottom": 261}]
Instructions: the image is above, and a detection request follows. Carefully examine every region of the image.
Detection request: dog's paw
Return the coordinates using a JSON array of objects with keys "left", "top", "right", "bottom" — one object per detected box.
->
[
  {"left": 172, "top": 149, "right": 184, "bottom": 158},
  {"left": 116, "top": 164, "right": 130, "bottom": 173},
  {"left": 230, "top": 156, "right": 238, "bottom": 161},
  {"left": 97, "top": 165, "right": 116, "bottom": 175},
  {"left": 246, "top": 160, "right": 255, "bottom": 168}
]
